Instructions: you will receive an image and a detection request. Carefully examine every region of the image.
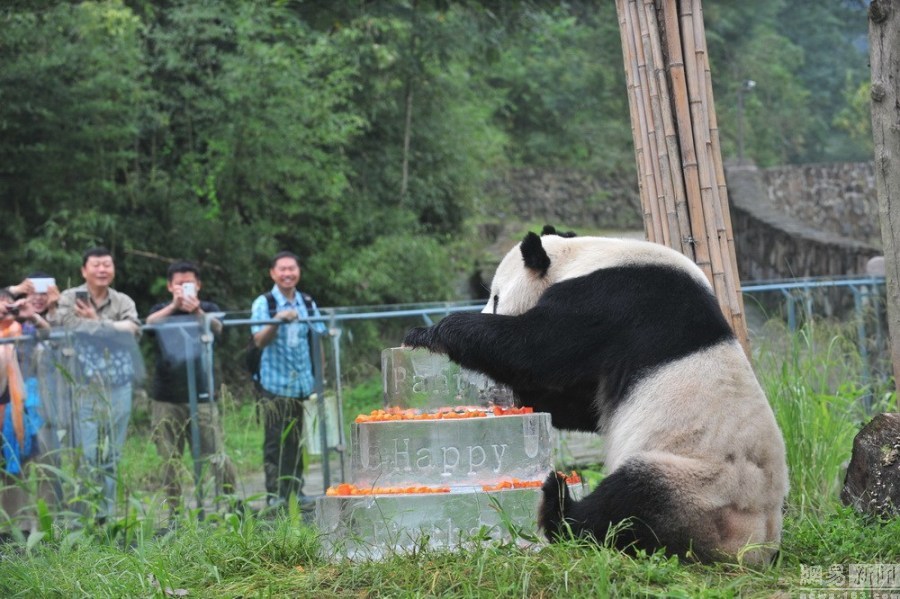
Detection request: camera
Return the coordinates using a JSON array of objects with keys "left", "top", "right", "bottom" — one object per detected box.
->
[{"left": 6, "top": 305, "right": 19, "bottom": 317}]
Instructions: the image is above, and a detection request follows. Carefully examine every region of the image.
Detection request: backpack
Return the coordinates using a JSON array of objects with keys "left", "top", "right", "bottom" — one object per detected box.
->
[{"left": 245, "top": 291, "right": 316, "bottom": 385}]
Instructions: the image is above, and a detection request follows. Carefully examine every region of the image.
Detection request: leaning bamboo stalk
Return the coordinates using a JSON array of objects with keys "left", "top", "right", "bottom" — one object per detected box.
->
[
  {"left": 626, "top": 0, "right": 668, "bottom": 246},
  {"left": 617, "top": 0, "right": 750, "bottom": 351},
  {"left": 640, "top": 0, "right": 692, "bottom": 258},
  {"left": 635, "top": 0, "right": 679, "bottom": 251},
  {"left": 617, "top": 0, "right": 661, "bottom": 242},
  {"left": 693, "top": 0, "right": 748, "bottom": 333},
  {"left": 659, "top": 0, "right": 714, "bottom": 284},
  {"left": 684, "top": 0, "right": 747, "bottom": 345},
  {"left": 679, "top": 1, "right": 731, "bottom": 316}
]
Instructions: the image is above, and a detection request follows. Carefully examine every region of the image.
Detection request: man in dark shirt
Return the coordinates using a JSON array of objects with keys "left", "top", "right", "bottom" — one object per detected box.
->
[{"left": 145, "top": 261, "right": 236, "bottom": 511}]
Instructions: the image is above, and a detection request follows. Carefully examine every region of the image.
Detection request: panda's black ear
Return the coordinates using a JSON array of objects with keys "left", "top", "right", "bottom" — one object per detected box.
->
[
  {"left": 541, "top": 224, "right": 577, "bottom": 238},
  {"left": 521, "top": 232, "right": 550, "bottom": 276}
]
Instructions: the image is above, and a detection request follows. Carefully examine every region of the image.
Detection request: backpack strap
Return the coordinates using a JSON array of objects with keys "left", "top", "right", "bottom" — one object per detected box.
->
[
  {"left": 264, "top": 292, "right": 277, "bottom": 317},
  {"left": 250, "top": 293, "right": 278, "bottom": 384},
  {"left": 265, "top": 291, "right": 312, "bottom": 314},
  {"left": 299, "top": 292, "right": 315, "bottom": 314}
]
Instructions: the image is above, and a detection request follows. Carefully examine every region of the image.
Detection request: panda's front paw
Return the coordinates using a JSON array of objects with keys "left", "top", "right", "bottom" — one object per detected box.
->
[{"left": 403, "top": 326, "right": 442, "bottom": 351}]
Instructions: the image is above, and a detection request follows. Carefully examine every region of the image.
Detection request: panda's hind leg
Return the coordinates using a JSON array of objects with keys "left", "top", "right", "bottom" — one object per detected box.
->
[{"left": 538, "top": 462, "right": 691, "bottom": 558}]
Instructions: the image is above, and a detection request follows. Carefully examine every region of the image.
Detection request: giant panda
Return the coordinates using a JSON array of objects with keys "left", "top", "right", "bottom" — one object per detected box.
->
[{"left": 403, "top": 226, "right": 788, "bottom": 565}]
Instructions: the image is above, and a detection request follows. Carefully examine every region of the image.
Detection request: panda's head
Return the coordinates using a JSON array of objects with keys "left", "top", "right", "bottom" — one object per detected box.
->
[
  {"left": 484, "top": 226, "right": 577, "bottom": 316},
  {"left": 484, "top": 225, "right": 710, "bottom": 316}
]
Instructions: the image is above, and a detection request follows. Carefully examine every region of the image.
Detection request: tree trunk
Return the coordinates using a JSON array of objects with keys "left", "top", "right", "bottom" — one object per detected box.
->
[{"left": 869, "top": 0, "right": 900, "bottom": 405}]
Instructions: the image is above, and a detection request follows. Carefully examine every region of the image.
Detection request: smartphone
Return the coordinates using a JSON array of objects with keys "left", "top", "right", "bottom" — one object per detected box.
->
[
  {"left": 75, "top": 290, "right": 89, "bottom": 304},
  {"left": 182, "top": 282, "right": 197, "bottom": 298},
  {"left": 31, "top": 277, "right": 55, "bottom": 293}
]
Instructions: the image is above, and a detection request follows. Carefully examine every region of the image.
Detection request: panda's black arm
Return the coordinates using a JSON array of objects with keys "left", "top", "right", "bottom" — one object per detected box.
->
[{"left": 403, "top": 310, "right": 589, "bottom": 390}]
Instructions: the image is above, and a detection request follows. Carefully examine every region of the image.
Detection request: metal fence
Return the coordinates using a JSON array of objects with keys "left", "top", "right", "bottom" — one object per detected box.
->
[{"left": 0, "top": 277, "right": 888, "bottom": 510}]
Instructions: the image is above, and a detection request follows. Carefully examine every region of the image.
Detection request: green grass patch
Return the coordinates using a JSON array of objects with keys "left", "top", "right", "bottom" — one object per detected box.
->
[
  {"left": 2, "top": 509, "right": 898, "bottom": 597},
  {"left": 1, "top": 320, "right": 898, "bottom": 597}
]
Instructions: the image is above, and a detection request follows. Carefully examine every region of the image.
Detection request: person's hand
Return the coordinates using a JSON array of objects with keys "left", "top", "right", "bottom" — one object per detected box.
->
[
  {"left": 172, "top": 286, "right": 201, "bottom": 313},
  {"left": 180, "top": 294, "right": 200, "bottom": 313},
  {"left": 8, "top": 278, "right": 34, "bottom": 297},
  {"left": 75, "top": 296, "right": 98, "bottom": 319},
  {"left": 113, "top": 320, "right": 140, "bottom": 335},
  {"left": 15, "top": 297, "right": 36, "bottom": 321},
  {"left": 275, "top": 308, "right": 298, "bottom": 323},
  {"left": 46, "top": 284, "right": 60, "bottom": 309},
  {"left": 1, "top": 298, "right": 31, "bottom": 320},
  {"left": 9, "top": 279, "right": 34, "bottom": 296}
]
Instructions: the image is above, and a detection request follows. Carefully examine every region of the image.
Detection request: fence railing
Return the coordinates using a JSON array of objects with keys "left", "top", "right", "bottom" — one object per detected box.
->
[{"left": 0, "top": 277, "right": 888, "bottom": 506}]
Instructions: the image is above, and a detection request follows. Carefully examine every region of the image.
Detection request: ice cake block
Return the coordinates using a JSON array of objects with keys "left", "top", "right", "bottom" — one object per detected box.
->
[
  {"left": 349, "top": 409, "right": 553, "bottom": 488},
  {"left": 381, "top": 346, "right": 514, "bottom": 410},
  {"left": 315, "top": 347, "right": 584, "bottom": 560},
  {"left": 317, "top": 487, "right": 547, "bottom": 560}
]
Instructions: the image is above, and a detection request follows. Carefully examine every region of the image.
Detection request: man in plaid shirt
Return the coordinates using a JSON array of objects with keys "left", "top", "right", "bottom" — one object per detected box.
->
[{"left": 250, "top": 251, "right": 326, "bottom": 508}]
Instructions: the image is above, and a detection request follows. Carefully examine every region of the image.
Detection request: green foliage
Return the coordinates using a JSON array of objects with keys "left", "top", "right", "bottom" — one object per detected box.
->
[
  {"left": 485, "top": 3, "right": 633, "bottom": 176},
  {"left": 784, "top": 506, "right": 900, "bottom": 565},
  {"left": 0, "top": 0, "right": 876, "bottom": 312},
  {"left": 754, "top": 319, "right": 891, "bottom": 516},
  {"left": 834, "top": 79, "right": 874, "bottom": 158},
  {"left": 326, "top": 4, "right": 509, "bottom": 237},
  {"left": 340, "top": 375, "right": 383, "bottom": 427},
  {"left": 128, "top": 0, "right": 366, "bottom": 308},
  {"left": 3, "top": 508, "right": 899, "bottom": 596},
  {"left": 331, "top": 234, "right": 455, "bottom": 305},
  {"left": 706, "top": 0, "right": 871, "bottom": 166},
  {"left": 0, "top": 1, "right": 147, "bottom": 275}
]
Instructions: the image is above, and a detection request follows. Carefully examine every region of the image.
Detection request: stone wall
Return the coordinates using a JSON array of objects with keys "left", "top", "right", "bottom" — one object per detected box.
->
[
  {"left": 759, "top": 162, "right": 880, "bottom": 246},
  {"left": 484, "top": 168, "right": 642, "bottom": 230},
  {"left": 483, "top": 163, "right": 881, "bottom": 282},
  {"left": 726, "top": 164, "right": 880, "bottom": 281}
]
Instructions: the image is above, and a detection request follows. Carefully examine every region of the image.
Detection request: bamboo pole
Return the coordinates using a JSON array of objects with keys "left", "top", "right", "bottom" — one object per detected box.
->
[
  {"left": 635, "top": 0, "right": 685, "bottom": 254},
  {"left": 692, "top": 0, "right": 748, "bottom": 337},
  {"left": 640, "top": 0, "right": 693, "bottom": 258},
  {"left": 683, "top": 0, "right": 747, "bottom": 346},
  {"left": 659, "top": 0, "right": 713, "bottom": 284},
  {"left": 617, "top": 0, "right": 659, "bottom": 242},
  {"left": 615, "top": 0, "right": 750, "bottom": 352},
  {"left": 621, "top": 0, "right": 666, "bottom": 244},
  {"left": 679, "top": 1, "right": 729, "bottom": 309}
]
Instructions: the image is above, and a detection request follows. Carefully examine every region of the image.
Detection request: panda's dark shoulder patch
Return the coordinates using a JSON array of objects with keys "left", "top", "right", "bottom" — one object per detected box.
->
[{"left": 531, "top": 262, "right": 733, "bottom": 400}]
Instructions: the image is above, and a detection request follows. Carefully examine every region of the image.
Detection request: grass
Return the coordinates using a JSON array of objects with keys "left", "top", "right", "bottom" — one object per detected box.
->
[
  {"left": 118, "top": 379, "right": 382, "bottom": 498},
  {"left": 119, "top": 385, "right": 265, "bottom": 493},
  {"left": 2, "top": 511, "right": 897, "bottom": 597},
  {"left": 1, "top": 320, "right": 899, "bottom": 597}
]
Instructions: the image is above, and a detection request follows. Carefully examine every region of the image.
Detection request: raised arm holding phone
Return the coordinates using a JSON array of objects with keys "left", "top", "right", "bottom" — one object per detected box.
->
[{"left": 145, "top": 261, "right": 235, "bottom": 511}]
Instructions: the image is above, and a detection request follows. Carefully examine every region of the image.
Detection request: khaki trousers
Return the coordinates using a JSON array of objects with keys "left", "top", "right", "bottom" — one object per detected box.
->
[{"left": 150, "top": 400, "right": 237, "bottom": 507}]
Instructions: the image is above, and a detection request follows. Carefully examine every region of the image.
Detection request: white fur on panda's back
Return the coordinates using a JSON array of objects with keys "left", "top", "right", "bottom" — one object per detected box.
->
[
  {"left": 485, "top": 235, "right": 712, "bottom": 316},
  {"left": 546, "top": 236, "right": 710, "bottom": 287}
]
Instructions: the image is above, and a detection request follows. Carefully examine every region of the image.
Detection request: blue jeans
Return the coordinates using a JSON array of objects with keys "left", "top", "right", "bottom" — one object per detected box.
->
[{"left": 74, "top": 383, "right": 132, "bottom": 519}]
